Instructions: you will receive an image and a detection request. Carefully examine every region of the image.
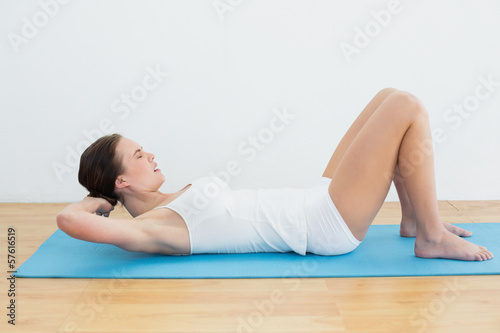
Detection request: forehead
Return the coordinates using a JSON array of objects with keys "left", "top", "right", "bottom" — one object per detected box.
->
[{"left": 116, "top": 137, "right": 141, "bottom": 156}]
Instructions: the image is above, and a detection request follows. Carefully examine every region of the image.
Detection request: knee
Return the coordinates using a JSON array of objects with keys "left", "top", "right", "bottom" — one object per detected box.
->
[
  {"left": 386, "top": 90, "right": 428, "bottom": 119},
  {"left": 379, "top": 87, "right": 399, "bottom": 96},
  {"left": 376, "top": 87, "right": 399, "bottom": 100},
  {"left": 389, "top": 90, "right": 422, "bottom": 106}
]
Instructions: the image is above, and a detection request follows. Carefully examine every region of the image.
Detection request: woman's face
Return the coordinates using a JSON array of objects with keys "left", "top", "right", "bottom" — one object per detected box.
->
[{"left": 114, "top": 137, "right": 165, "bottom": 193}]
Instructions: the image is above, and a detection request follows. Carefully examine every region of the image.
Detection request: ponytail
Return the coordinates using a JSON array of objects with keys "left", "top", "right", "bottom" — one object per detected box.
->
[
  {"left": 87, "top": 191, "right": 119, "bottom": 206},
  {"left": 78, "top": 134, "right": 124, "bottom": 207}
]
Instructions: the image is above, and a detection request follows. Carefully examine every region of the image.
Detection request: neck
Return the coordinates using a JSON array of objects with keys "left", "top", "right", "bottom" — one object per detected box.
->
[{"left": 120, "top": 190, "right": 173, "bottom": 218}]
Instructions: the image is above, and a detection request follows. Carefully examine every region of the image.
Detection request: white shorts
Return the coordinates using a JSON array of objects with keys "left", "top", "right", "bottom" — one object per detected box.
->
[{"left": 304, "top": 177, "right": 361, "bottom": 255}]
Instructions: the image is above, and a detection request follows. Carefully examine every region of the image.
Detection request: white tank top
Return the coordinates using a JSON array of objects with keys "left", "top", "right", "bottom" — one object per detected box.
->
[{"left": 155, "top": 176, "right": 307, "bottom": 255}]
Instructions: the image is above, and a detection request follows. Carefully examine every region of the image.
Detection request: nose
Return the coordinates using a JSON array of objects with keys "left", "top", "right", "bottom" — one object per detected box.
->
[{"left": 148, "top": 152, "right": 155, "bottom": 162}]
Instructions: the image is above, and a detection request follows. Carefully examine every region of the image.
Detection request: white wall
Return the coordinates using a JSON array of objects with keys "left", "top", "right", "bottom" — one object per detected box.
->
[{"left": 1, "top": 0, "right": 499, "bottom": 202}]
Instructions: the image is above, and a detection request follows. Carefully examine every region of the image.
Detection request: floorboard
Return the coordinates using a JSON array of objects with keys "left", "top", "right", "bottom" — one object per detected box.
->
[{"left": 1, "top": 201, "right": 499, "bottom": 332}]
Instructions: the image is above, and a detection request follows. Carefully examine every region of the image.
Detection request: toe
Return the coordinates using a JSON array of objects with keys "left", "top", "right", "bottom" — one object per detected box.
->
[
  {"left": 460, "top": 228, "right": 472, "bottom": 237},
  {"left": 485, "top": 250, "right": 493, "bottom": 260}
]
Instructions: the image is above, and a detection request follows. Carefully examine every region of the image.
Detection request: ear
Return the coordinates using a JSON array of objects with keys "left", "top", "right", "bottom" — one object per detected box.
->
[{"left": 115, "top": 176, "right": 129, "bottom": 190}]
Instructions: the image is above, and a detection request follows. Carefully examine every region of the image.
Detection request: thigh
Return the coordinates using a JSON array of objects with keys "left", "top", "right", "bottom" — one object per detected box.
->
[
  {"left": 328, "top": 92, "right": 419, "bottom": 241},
  {"left": 322, "top": 88, "right": 398, "bottom": 179}
]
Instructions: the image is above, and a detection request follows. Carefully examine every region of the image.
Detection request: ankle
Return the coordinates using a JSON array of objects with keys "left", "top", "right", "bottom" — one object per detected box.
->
[
  {"left": 416, "top": 224, "right": 446, "bottom": 243},
  {"left": 401, "top": 214, "right": 414, "bottom": 221},
  {"left": 401, "top": 209, "right": 414, "bottom": 219}
]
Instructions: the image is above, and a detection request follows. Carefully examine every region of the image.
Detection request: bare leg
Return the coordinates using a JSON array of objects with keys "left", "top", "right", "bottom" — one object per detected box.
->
[
  {"left": 395, "top": 165, "right": 472, "bottom": 238},
  {"left": 322, "top": 88, "right": 398, "bottom": 179},
  {"left": 328, "top": 91, "right": 492, "bottom": 261},
  {"left": 393, "top": 165, "right": 414, "bottom": 222},
  {"left": 323, "top": 89, "right": 472, "bottom": 238}
]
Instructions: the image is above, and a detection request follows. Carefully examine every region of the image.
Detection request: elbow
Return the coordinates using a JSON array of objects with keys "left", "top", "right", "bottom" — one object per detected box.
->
[
  {"left": 56, "top": 211, "right": 81, "bottom": 239},
  {"left": 56, "top": 212, "right": 66, "bottom": 230},
  {"left": 56, "top": 211, "right": 73, "bottom": 231}
]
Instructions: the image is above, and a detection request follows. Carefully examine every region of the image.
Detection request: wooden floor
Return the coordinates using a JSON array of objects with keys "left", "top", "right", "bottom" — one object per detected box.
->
[{"left": 1, "top": 201, "right": 499, "bottom": 333}]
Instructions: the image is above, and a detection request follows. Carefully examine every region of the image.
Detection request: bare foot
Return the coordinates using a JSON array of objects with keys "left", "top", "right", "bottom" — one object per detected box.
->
[
  {"left": 415, "top": 228, "right": 493, "bottom": 261},
  {"left": 400, "top": 216, "right": 472, "bottom": 238}
]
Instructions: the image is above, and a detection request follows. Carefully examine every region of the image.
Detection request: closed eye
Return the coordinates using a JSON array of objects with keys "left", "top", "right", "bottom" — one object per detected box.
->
[{"left": 133, "top": 147, "right": 143, "bottom": 158}]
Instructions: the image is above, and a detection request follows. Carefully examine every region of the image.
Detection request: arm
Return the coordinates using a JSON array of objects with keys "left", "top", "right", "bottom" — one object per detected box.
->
[{"left": 56, "top": 197, "right": 158, "bottom": 253}]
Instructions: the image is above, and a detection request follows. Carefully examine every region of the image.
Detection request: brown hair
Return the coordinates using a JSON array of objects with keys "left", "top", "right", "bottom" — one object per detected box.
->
[{"left": 78, "top": 133, "right": 124, "bottom": 206}]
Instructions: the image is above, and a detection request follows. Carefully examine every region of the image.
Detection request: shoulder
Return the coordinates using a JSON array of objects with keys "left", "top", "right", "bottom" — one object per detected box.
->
[
  {"left": 136, "top": 206, "right": 185, "bottom": 227},
  {"left": 133, "top": 210, "right": 190, "bottom": 254}
]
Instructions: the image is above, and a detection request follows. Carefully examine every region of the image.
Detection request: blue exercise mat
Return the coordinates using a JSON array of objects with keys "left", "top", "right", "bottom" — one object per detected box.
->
[{"left": 14, "top": 223, "right": 499, "bottom": 279}]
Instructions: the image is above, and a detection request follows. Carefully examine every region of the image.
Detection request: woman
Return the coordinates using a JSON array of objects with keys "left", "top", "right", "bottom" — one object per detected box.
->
[{"left": 57, "top": 88, "right": 493, "bottom": 261}]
